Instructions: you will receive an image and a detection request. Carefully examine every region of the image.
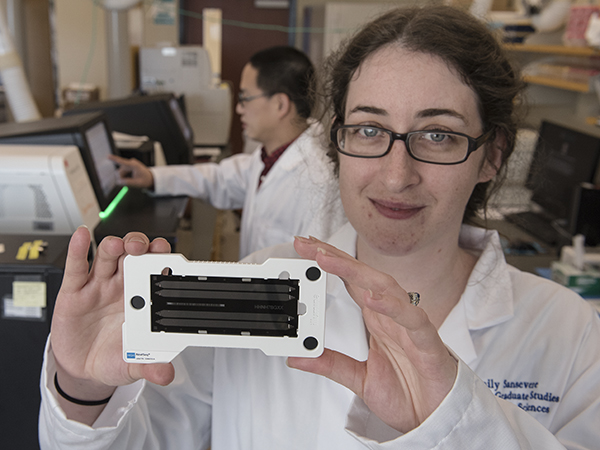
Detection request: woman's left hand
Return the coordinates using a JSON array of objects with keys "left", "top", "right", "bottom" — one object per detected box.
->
[{"left": 290, "top": 236, "right": 458, "bottom": 433}]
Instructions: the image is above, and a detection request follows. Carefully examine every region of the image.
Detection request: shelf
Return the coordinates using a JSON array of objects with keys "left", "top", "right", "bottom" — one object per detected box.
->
[
  {"left": 505, "top": 44, "right": 600, "bottom": 57},
  {"left": 505, "top": 45, "right": 599, "bottom": 92},
  {"left": 522, "top": 75, "right": 591, "bottom": 93}
]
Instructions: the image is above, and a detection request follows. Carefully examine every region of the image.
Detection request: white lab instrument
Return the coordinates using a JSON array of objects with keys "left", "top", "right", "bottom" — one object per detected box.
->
[
  {"left": 0, "top": 144, "right": 100, "bottom": 235},
  {"left": 139, "top": 46, "right": 232, "bottom": 147}
]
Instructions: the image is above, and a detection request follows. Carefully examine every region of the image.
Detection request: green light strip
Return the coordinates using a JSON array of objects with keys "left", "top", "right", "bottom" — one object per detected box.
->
[{"left": 99, "top": 187, "right": 128, "bottom": 220}]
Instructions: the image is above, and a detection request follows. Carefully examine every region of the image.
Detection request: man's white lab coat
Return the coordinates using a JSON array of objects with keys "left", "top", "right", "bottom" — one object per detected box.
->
[
  {"left": 39, "top": 224, "right": 600, "bottom": 449},
  {"left": 150, "top": 122, "right": 346, "bottom": 259}
]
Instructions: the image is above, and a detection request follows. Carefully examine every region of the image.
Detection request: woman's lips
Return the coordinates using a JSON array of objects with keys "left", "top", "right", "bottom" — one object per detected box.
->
[{"left": 370, "top": 199, "right": 424, "bottom": 220}]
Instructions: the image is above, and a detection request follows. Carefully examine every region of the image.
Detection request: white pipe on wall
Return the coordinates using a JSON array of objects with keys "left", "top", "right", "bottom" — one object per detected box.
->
[
  {"left": 0, "top": 3, "right": 40, "bottom": 121},
  {"left": 105, "top": 8, "right": 132, "bottom": 99}
]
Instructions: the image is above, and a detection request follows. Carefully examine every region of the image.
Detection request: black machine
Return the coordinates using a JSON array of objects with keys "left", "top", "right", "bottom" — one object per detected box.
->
[
  {"left": 64, "top": 93, "right": 195, "bottom": 165},
  {"left": 0, "top": 112, "right": 122, "bottom": 212},
  {"left": 0, "top": 234, "right": 71, "bottom": 450},
  {"left": 506, "top": 120, "right": 600, "bottom": 246},
  {"left": 570, "top": 182, "right": 600, "bottom": 246}
]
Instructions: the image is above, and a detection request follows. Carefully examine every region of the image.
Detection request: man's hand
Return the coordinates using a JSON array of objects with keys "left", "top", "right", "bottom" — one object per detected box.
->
[{"left": 109, "top": 154, "right": 155, "bottom": 189}]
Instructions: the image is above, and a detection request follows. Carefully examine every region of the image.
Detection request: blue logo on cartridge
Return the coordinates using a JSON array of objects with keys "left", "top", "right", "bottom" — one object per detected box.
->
[{"left": 126, "top": 352, "right": 135, "bottom": 359}]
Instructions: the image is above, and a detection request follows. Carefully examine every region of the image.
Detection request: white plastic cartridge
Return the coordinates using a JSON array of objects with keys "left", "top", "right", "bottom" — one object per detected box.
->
[{"left": 123, "top": 254, "right": 326, "bottom": 363}]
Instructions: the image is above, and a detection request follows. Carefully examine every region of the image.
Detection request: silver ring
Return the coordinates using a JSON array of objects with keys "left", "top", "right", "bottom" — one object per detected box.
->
[{"left": 408, "top": 292, "right": 420, "bottom": 307}]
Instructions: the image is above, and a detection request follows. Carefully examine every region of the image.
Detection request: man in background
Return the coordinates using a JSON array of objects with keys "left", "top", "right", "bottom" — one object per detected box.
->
[{"left": 110, "top": 46, "right": 345, "bottom": 259}]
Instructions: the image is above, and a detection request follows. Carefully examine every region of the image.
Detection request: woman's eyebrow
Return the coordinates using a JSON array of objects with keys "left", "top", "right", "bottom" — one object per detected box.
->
[
  {"left": 417, "top": 108, "right": 466, "bottom": 122},
  {"left": 348, "top": 105, "right": 388, "bottom": 116},
  {"left": 348, "top": 106, "right": 467, "bottom": 123}
]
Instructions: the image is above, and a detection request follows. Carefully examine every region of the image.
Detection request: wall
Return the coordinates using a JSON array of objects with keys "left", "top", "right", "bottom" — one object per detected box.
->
[
  {"left": 23, "top": 0, "right": 54, "bottom": 116},
  {"left": 54, "top": 0, "right": 108, "bottom": 104},
  {"left": 53, "top": 0, "right": 108, "bottom": 104},
  {"left": 294, "top": 0, "right": 440, "bottom": 49},
  {"left": 53, "top": 0, "right": 179, "bottom": 107},
  {"left": 181, "top": 0, "right": 290, "bottom": 154}
]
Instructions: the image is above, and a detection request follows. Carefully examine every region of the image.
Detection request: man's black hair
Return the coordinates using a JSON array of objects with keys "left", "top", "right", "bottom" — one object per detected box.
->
[{"left": 249, "top": 46, "right": 315, "bottom": 119}]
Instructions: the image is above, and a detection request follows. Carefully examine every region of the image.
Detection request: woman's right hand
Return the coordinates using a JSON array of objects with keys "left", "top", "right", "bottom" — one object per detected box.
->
[
  {"left": 109, "top": 154, "right": 155, "bottom": 189},
  {"left": 50, "top": 227, "right": 175, "bottom": 421}
]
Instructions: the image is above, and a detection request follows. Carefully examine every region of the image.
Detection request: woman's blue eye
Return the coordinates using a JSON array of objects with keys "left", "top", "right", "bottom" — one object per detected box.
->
[
  {"left": 426, "top": 132, "right": 448, "bottom": 143},
  {"left": 360, "top": 127, "right": 379, "bottom": 138}
]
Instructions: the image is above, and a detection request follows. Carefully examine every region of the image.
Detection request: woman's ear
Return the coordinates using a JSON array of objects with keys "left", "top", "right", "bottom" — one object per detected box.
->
[{"left": 479, "top": 131, "right": 505, "bottom": 183}]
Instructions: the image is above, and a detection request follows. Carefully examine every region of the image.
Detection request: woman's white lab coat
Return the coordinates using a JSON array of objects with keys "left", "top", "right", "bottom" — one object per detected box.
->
[
  {"left": 150, "top": 122, "right": 346, "bottom": 259},
  {"left": 39, "top": 224, "right": 600, "bottom": 449}
]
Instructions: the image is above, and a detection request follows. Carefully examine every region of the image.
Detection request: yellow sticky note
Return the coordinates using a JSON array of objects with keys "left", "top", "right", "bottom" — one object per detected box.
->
[{"left": 13, "top": 281, "right": 47, "bottom": 308}]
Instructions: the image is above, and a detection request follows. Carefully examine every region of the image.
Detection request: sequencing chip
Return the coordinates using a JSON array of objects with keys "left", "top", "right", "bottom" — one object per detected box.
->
[{"left": 123, "top": 254, "right": 327, "bottom": 363}]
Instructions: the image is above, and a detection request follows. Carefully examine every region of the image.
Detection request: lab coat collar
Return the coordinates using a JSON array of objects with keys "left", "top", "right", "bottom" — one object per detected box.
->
[
  {"left": 274, "top": 121, "right": 325, "bottom": 172},
  {"left": 327, "top": 223, "right": 515, "bottom": 367},
  {"left": 324, "top": 223, "right": 358, "bottom": 300},
  {"left": 328, "top": 221, "right": 358, "bottom": 257},
  {"left": 327, "top": 224, "right": 515, "bottom": 327},
  {"left": 439, "top": 225, "right": 515, "bottom": 366}
]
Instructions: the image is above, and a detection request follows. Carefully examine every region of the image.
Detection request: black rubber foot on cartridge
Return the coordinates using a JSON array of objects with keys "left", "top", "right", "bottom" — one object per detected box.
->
[
  {"left": 131, "top": 296, "right": 146, "bottom": 310},
  {"left": 306, "top": 267, "right": 321, "bottom": 281},
  {"left": 303, "top": 336, "right": 318, "bottom": 350}
]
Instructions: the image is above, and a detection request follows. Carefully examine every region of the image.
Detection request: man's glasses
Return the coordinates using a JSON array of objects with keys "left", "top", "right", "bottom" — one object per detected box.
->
[
  {"left": 331, "top": 125, "right": 494, "bottom": 165},
  {"left": 237, "top": 92, "right": 269, "bottom": 106}
]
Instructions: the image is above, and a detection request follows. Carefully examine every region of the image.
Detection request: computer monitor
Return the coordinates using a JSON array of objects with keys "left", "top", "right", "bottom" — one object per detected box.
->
[
  {"left": 526, "top": 120, "right": 600, "bottom": 226},
  {"left": 0, "top": 112, "right": 121, "bottom": 212},
  {"left": 64, "top": 93, "right": 194, "bottom": 165},
  {"left": 570, "top": 182, "right": 600, "bottom": 246}
]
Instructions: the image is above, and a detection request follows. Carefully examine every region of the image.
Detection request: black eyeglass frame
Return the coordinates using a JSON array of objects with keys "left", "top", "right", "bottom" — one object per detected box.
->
[
  {"left": 330, "top": 124, "right": 495, "bottom": 166},
  {"left": 237, "top": 92, "right": 270, "bottom": 106}
]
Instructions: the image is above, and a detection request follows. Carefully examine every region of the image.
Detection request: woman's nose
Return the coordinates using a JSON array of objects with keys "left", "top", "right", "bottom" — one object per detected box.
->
[{"left": 379, "top": 140, "right": 420, "bottom": 191}]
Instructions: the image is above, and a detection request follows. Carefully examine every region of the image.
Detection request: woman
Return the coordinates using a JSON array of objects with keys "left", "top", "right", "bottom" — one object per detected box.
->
[{"left": 39, "top": 6, "right": 600, "bottom": 449}]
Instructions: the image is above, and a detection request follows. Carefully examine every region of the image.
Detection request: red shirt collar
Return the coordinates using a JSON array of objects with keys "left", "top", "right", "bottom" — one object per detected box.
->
[{"left": 258, "top": 140, "right": 294, "bottom": 188}]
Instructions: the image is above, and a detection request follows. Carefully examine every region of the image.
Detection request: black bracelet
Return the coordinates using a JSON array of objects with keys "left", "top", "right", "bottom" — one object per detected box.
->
[{"left": 53, "top": 372, "right": 112, "bottom": 406}]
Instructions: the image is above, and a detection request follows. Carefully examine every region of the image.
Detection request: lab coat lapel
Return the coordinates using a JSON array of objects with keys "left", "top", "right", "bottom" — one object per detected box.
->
[
  {"left": 257, "top": 123, "right": 317, "bottom": 191},
  {"left": 439, "top": 226, "right": 515, "bottom": 367},
  {"left": 323, "top": 224, "right": 369, "bottom": 360}
]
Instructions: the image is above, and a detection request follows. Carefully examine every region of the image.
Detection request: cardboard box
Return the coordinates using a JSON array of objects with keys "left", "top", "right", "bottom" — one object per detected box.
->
[
  {"left": 62, "top": 83, "right": 100, "bottom": 109},
  {"left": 551, "top": 261, "right": 600, "bottom": 297}
]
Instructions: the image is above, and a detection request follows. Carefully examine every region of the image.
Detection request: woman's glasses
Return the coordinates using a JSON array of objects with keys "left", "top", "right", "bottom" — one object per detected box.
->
[{"left": 331, "top": 125, "right": 493, "bottom": 165}]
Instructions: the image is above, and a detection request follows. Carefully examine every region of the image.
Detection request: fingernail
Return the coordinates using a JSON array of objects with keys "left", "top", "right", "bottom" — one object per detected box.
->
[
  {"left": 317, "top": 247, "right": 327, "bottom": 256},
  {"left": 294, "top": 236, "right": 311, "bottom": 243},
  {"left": 368, "top": 289, "right": 382, "bottom": 300},
  {"left": 308, "top": 235, "right": 319, "bottom": 242}
]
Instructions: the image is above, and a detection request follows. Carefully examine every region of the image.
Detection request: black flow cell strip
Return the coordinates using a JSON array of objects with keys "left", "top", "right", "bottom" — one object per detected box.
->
[{"left": 151, "top": 274, "right": 300, "bottom": 337}]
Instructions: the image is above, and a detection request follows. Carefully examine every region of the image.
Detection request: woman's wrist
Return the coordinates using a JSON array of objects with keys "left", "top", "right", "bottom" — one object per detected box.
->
[
  {"left": 53, "top": 366, "right": 116, "bottom": 407},
  {"left": 54, "top": 372, "right": 113, "bottom": 406}
]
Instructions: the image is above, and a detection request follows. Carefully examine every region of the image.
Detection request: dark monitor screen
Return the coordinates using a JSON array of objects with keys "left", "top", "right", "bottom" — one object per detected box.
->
[
  {"left": 85, "top": 121, "right": 120, "bottom": 202},
  {"left": 570, "top": 183, "right": 600, "bottom": 246},
  {"left": 0, "top": 112, "right": 121, "bottom": 211},
  {"left": 64, "top": 93, "right": 194, "bottom": 165},
  {"left": 526, "top": 120, "right": 600, "bottom": 225}
]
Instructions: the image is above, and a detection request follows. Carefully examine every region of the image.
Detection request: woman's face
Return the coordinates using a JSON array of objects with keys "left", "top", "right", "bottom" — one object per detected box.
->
[{"left": 339, "top": 44, "right": 498, "bottom": 258}]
